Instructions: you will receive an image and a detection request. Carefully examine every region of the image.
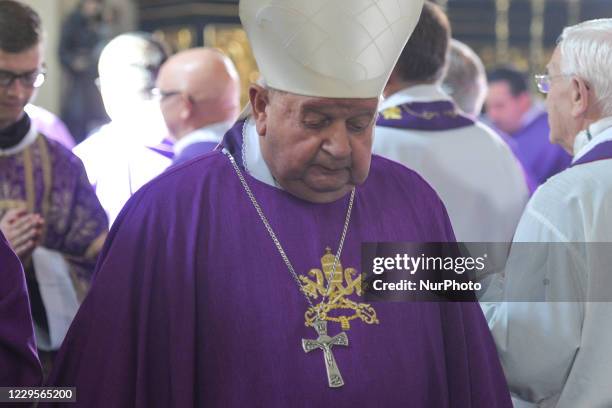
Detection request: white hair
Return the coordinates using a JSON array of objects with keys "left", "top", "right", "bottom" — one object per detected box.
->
[
  {"left": 558, "top": 19, "right": 612, "bottom": 116},
  {"left": 442, "top": 39, "right": 487, "bottom": 116}
]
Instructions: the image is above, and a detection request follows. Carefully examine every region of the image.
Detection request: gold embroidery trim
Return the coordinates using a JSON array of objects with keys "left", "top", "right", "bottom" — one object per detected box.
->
[
  {"left": 401, "top": 105, "right": 461, "bottom": 120},
  {"left": 381, "top": 106, "right": 402, "bottom": 120},
  {"left": 381, "top": 105, "right": 463, "bottom": 121},
  {"left": 22, "top": 146, "right": 35, "bottom": 212},
  {"left": 37, "top": 135, "right": 53, "bottom": 242},
  {"left": 84, "top": 231, "right": 108, "bottom": 260},
  {"left": 0, "top": 199, "right": 28, "bottom": 210}
]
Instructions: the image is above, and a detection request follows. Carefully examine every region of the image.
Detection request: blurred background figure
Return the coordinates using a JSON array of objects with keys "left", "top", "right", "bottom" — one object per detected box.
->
[
  {"left": 155, "top": 47, "right": 241, "bottom": 166},
  {"left": 375, "top": 2, "right": 529, "bottom": 244},
  {"left": 74, "top": 32, "right": 171, "bottom": 226},
  {"left": 442, "top": 39, "right": 487, "bottom": 117},
  {"left": 485, "top": 67, "right": 571, "bottom": 186},
  {"left": 59, "top": 0, "right": 114, "bottom": 143}
]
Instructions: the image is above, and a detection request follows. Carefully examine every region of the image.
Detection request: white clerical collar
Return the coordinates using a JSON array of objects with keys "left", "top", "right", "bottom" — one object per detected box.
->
[
  {"left": 572, "top": 116, "right": 612, "bottom": 163},
  {"left": 0, "top": 123, "right": 38, "bottom": 156},
  {"left": 173, "top": 121, "right": 233, "bottom": 156},
  {"left": 379, "top": 83, "right": 451, "bottom": 111},
  {"left": 243, "top": 117, "right": 280, "bottom": 188}
]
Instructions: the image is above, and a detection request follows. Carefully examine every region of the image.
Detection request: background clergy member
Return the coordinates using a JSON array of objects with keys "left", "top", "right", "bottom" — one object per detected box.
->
[
  {"left": 0, "top": 0, "right": 108, "bottom": 374},
  {"left": 442, "top": 39, "right": 488, "bottom": 118},
  {"left": 483, "top": 18, "right": 612, "bottom": 407},
  {"left": 155, "top": 47, "right": 241, "bottom": 166},
  {"left": 46, "top": 1, "right": 511, "bottom": 406},
  {"left": 73, "top": 32, "right": 171, "bottom": 226},
  {"left": 486, "top": 66, "right": 572, "bottom": 186},
  {"left": 374, "top": 2, "right": 529, "bottom": 243}
]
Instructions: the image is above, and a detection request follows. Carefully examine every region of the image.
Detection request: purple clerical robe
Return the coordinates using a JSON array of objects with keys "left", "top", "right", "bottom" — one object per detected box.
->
[
  {"left": 0, "top": 231, "right": 42, "bottom": 387},
  {"left": 46, "top": 121, "right": 511, "bottom": 407},
  {"left": 0, "top": 134, "right": 108, "bottom": 291},
  {"left": 496, "top": 110, "right": 571, "bottom": 186}
]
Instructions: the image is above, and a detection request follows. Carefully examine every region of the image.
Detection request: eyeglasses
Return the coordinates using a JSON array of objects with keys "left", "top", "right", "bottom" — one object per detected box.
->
[
  {"left": 0, "top": 68, "right": 46, "bottom": 88},
  {"left": 534, "top": 73, "right": 569, "bottom": 94},
  {"left": 150, "top": 88, "right": 182, "bottom": 101}
]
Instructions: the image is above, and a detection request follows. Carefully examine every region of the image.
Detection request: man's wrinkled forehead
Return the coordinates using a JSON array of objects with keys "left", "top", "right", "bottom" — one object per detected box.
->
[{"left": 281, "top": 92, "right": 379, "bottom": 117}]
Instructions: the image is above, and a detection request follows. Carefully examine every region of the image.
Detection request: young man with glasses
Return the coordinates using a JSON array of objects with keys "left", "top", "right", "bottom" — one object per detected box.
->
[{"left": 0, "top": 0, "right": 108, "bottom": 376}]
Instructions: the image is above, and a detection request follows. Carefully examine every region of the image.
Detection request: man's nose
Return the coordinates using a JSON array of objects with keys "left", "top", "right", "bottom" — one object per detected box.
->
[
  {"left": 323, "top": 122, "right": 352, "bottom": 159},
  {"left": 6, "top": 79, "right": 28, "bottom": 99}
]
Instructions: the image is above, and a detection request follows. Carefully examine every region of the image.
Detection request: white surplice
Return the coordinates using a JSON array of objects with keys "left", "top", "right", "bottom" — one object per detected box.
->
[
  {"left": 482, "top": 117, "right": 612, "bottom": 407},
  {"left": 73, "top": 103, "right": 172, "bottom": 226},
  {"left": 374, "top": 84, "right": 529, "bottom": 243}
]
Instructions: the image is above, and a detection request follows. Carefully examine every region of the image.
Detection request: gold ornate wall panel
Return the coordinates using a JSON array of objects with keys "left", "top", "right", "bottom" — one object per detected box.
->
[
  {"left": 204, "top": 24, "right": 259, "bottom": 108},
  {"left": 153, "top": 26, "right": 197, "bottom": 52}
]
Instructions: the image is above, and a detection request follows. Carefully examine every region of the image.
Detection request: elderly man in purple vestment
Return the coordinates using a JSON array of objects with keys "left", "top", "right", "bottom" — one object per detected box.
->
[
  {"left": 485, "top": 66, "right": 572, "bottom": 186},
  {"left": 0, "top": 0, "right": 108, "bottom": 373},
  {"left": 45, "top": 1, "right": 511, "bottom": 407},
  {"left": 156, "top": 48, "right": 241, "bottom": 166},
  {"left": 0, "top": 231, "right": 41, "bottom": 387}
]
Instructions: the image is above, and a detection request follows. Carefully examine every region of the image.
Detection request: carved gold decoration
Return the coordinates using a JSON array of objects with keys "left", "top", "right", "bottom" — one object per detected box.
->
[
  {"left": 153, "top": 26, "right": 196, "bottom": 53},
  {"left": 204, "top": 24, "right": 259, "bottom": 108},
  {"left": 300, "top": 247, "right": 379, "bottom": 331}
]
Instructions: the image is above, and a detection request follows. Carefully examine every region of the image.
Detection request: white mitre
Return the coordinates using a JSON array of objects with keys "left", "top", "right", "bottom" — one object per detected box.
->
[{"left": 240, "top": 0, "right": 424, "bottom": 98}]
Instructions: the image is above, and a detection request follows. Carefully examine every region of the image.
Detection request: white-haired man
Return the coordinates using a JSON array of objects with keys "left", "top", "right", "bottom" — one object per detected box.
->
[
  {"left": 45, "top": 1, "right": 512, "bottom": 406},
  {"left": 74, "top": 32, "right": 172, "bottom": 226},
  {"left": 483, "top": 18, "right": 612, "bottom": 407}
]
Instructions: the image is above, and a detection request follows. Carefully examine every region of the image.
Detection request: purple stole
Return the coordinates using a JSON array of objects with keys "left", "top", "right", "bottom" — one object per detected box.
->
[
  {"left": 571, "top": 140, "right": 612, "bottom": 167},
  {"left": 147, "top": 137, "right": 174, "bottom": 160},
  {"left": 376, "top": 100, "right": 475, "bottom": 130}
]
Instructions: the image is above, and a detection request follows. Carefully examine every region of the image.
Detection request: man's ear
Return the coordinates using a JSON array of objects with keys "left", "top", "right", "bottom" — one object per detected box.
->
[
  {"left": 517, "top": 92, "right": 532, "bottom": 112},
  {"left": 249, "top": 84, "right": 269, "bottom": 136},
  {"left": 179, "top": 95, "right": 193, "bottom": 120},
  {"left": 570, "top": 76, "right": 590, "bottom": 118}
]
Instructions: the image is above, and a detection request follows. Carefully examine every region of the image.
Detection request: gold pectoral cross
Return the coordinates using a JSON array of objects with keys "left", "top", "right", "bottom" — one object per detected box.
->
[{"left": 302, "top": 319, "right": 349, "bottom": 388}]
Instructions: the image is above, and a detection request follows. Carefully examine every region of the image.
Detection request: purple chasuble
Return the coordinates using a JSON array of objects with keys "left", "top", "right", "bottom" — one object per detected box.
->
[
  {"left": 498, "top": 111, "right": 571, "bottom": 186},
  {"left": 376, "top": 100, "right": 475, "bottom": 130},
  {"left": 571, "top": 140, "right": 612, "bottom": 167},
  {"left": 0, "top": 135, "right": 109, "bottom": 290},
  {"left": 0, "top": 231, "right": 42, "bottom": 387},
  {"left": 45, "top": 121, "right": 511, "bottom": 407}
]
